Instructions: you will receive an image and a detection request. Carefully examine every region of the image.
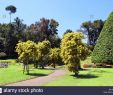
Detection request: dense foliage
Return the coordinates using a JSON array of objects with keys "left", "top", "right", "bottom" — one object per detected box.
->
[
  {"left": 16, "top": 40, "right": 51, "bottom": 74},
  {"left": 49, "top": 48, "right": 61, "bottom": 68},
  {"left": 63, "top": 29, "right": 73, "bottom": 36},
  {"left": 16, "top": 40, "right": 36, "bottom": 74},
  {"left": 81, "top": 20, "right": 104, "bottom": 47},
  {"left": 0, "top": 17, "right": 26, "bottom": 58},
  {"left": 26, "top": 18, "right": 60, "bottom": 48},
  {"left": 61, "top": 32, "right": 89, "bottom": 76},
  {"left": 36, "top": 40, "right": 51, "bottom": 69},
  {"left": 92, "top": 12, "right": 113, "bottom": 64}
]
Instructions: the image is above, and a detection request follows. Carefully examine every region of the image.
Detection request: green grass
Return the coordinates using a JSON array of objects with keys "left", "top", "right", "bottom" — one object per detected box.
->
[
  {"left": 0, "top": 63, "right": 53, "bottom": 85},
  {"left": 1, "top": 58, "right": 113, "bottom": 86},
  {"left": 44, "top": 58, "right": 113, "bottom": 86},
  {"left": 0, "top": 59, "right": 17, "bottom": 63}
]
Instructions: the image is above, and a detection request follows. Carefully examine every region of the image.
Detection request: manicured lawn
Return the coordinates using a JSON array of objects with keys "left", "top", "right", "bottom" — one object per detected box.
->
[
  {"left": 44, "top": 58, "right": 113, "bottom": 86},
  {"left": 45, "top": 68, "right": 113, "bottom": 86},
  {"left": 0, "top": 59, "right": 17, "bottom": 63},
  {"left": 0, "top": 63, "right": 53, "bottom": 85}
]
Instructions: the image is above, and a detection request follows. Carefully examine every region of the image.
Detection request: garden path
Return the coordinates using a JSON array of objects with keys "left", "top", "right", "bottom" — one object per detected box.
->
[{"left": 6, "top": 68, "right": 66, "bottom": 86}]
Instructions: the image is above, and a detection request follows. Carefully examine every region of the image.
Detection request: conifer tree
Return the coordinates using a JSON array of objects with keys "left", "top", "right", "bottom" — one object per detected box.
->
[{"left": 92, "top": 12, "right": 113, "bottom": 64}]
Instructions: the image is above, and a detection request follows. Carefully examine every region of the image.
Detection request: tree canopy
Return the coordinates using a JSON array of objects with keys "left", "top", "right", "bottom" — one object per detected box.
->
[
  {"left": 61, "top": 32, "right": 89, "bottom": 76},
  {"left": 81, "top": 20, "right": 104, "bottom": 45},
  {"left": 92, "top": 12, "right": 113, "bottom": 64}
]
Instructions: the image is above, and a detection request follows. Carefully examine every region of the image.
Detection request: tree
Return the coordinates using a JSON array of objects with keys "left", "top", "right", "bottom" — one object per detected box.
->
[
  {"left": 81, "top": 20, "right": 104, "bottom": 45},
  {"left": 0, "top": 23, "right": 10, "bottom": 53},
  {"left": 36, "top": 40, "right": 51, "bottom": 69},
  {"left": 3, "top": 17, "right": 26, "bottom": 58},
  {"left": 92, "top": 12, "right": 113, "bottom": 64},
  {"left": 5, "top": 5, "right": 16, "bottom": 23},
  {"left": 63, "top": 29, "right": 73, "bottom": 36},
  {"left": 26, "top": 18, "right": 59, "bottom": 48},
  {"left": 61, "top": 32, "right": 89, "bottom": 76},
  {"left": 49, "top": 48, "right": 61, "bottom": 68},
  {"left": 16, "top": 40, "right": 37, "bottom": 74},
  {"left": 12, "top": 17, "right": 27, "bottom": 41}
]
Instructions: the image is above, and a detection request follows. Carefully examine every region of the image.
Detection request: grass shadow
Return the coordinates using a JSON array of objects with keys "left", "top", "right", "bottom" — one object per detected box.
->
[
  {"left": 71, "top": 74, "right": 98, "bottom": 79},
  {"left": 28, "top": 73, "right": 48, "bottom": 77}
]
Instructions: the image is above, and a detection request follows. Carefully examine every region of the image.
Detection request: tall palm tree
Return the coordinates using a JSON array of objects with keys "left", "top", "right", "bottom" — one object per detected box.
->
[{"left": 5, "top": 5, "right": 16, "bottom": 23}]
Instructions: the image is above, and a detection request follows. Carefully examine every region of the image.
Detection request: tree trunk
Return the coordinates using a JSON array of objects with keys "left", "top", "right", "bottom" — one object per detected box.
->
[
  {"left": 35, "top": 61, "right": 38, "bottom": 68},
  {"left": 74, "top": 72, "right": 78, "bottom": 76},
  {"left": 74, "top": 65, "right": 79, "bottom": 77},
  {"left": 41, "top": 65, "right": 44, "bottom": 69},
  {"left": 78, "top": 62, "right": 82, "bottom": 70},
  {"left": 26, "top": 62, "right": 29, "bottom": 75},
  {"left": 23, "top": 64, "right": 25, "bottom": 74},
  {"left": 87, "top": 28, "right": 91, "bottom": 45},
  {"left": 53, "top": 59, "right": 56, "bottom": 68},
  {"left": 9, "top": 13, "right": 11, "bottom": 23},
  {"left": 34, "top": 63, "right": 38, "bottom": 68},
  {"left": 53, "top": 63, "right": 56, "bottom": 68}
]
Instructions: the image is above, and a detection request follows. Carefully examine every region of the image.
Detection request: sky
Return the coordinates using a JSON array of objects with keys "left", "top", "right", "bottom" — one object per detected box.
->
[{"left": 0, "top": 0, "right": 113, "bottom": 37}]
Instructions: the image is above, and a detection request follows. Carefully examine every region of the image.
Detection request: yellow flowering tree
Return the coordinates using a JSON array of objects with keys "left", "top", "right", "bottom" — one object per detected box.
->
[
  {"left": 61, "top": 32, "right": 89, "bottom": 76},
  {"left": 49, "top": 48, "right": 61, "bottom": 68},
  {"left": 16, "top": 40, "right": 37, "bottom": 74},
  {"left": 36, "top": 40, "right": 51, "bottom": 69}
]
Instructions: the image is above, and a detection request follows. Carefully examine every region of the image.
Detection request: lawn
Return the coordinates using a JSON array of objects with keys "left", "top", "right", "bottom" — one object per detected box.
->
[
  {"left": 1, "top": 58, "right": 113, "bottom": 86},
  {"left": 44, "top": 58, "right": 113, "bottom": 86},
  {"left": 0, "top": 62, "right": 53, "bottom": 85},
  {"left": 0, "top": 59, "right": 17, "bottom": 63}
]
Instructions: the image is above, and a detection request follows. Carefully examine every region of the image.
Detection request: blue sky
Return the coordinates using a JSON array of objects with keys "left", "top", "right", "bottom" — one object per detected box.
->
[{"left": 0, "top": 0, "right": 113, "bottom": 37}]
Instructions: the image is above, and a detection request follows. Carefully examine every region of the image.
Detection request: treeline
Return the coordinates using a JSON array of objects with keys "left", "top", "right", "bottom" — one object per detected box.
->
[
  {"left": 0, "top": 17, "right": 105, "bottom": 59},
  {"left": 0, "top": 5, "right": 105, "bottom": 59}
]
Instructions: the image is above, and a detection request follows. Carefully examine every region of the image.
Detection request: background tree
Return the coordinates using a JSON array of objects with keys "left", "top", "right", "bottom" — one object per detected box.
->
[
  {"left": 5, "top": 5, "right": 16, "bottom": 23},
  {"left": 49, "top": 48, "right": 61, "bottom": 68},
  {"left": 26, "top": 18, "right": 60, "bottom": 48},
  {"left": 0, "top": 24, "right": 10, "bottom": 52},
  {"left": 3, "top": 17, "right": 26, "bottom": 58},
  {"left": 12, "top": 17, "right": 27, "bottom": 41},
  {"left": 81, "top": 20, "right": 104, "bottom": 46},
  {"left": 61, "top": 32, "right": 89, "bottom": 76},
  {"left": 63, "top": 29, "right": 73, "bottom": 36},
  {"left": 92, "top": 12, "right": 113, "bottom": 64}
]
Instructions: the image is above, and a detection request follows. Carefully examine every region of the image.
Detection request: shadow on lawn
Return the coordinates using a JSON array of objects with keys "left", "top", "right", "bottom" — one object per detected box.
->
[
  {"left": 71, "top": 74, "right": 98, "bottom": 79},
  {"left": 28, "top": 73, "right": 48, "bottom": 77}
]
